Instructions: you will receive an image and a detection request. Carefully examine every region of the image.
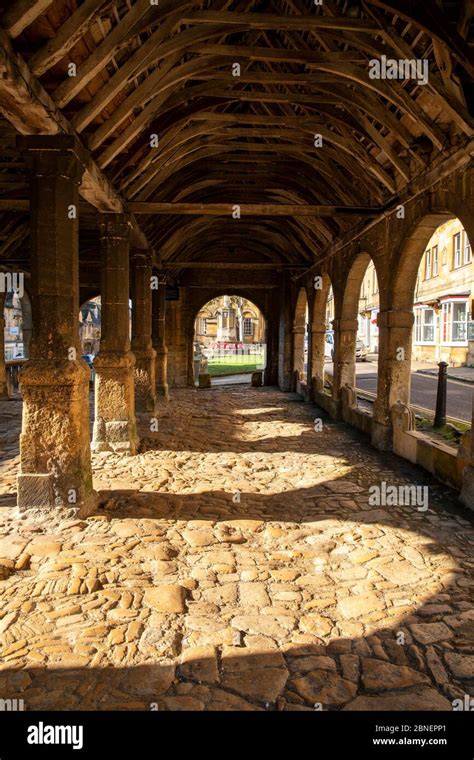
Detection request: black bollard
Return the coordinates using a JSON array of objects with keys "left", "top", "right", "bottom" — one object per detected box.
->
[{"left": 434, "top": 361, "right": 448, "bottom": 428}]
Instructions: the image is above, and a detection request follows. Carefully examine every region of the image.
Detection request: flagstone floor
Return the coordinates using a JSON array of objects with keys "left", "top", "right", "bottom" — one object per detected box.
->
[{"left": 0, "top": 387, "right": 472, "bottom": 711}]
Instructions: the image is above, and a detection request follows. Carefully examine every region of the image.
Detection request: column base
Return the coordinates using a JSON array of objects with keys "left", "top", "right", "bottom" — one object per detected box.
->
[
  {"left": 92, "top": 351, "right": 139, "bottom": 455},
  {"left": 372, "top": 419, "right": 393, "bottom": 451},
  {"left": 18, "top": 358, "right": 96, "bottom": 515},
  {"left": 17, "top": 473, "right": 97, "bottom": 518},
  {"left": 460, "top": 466, "right": 474, "bottom": 510}
]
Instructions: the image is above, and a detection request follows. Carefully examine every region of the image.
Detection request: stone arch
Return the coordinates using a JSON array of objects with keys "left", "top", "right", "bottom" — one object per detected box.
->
[
  {"left": 335, "top": 252, "right": 381, "bottom": 401},
  {"left": 391, "top": 212, "right": 457, "bottom": 312},
  {"left": 373, "top": 209, "right": 472, "bottom": 450}
]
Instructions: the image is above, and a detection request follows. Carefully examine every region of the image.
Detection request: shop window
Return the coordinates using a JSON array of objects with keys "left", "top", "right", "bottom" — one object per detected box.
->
[
  {"left": 414, "top": 307, "right": 436, "bottom": 344},
  {"left": 453, "top": 232, "right": 462, "bottom": 268},
  {"left": 441, "top": 300, "right": 468, "bottom": 344}
]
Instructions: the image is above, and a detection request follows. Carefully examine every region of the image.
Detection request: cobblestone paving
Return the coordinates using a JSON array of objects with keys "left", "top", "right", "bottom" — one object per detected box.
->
[{"left": 0, "top": 387, "right": 473, "bottom": 711}]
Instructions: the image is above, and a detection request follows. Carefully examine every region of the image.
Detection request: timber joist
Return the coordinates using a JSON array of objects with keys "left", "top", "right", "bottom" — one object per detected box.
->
[{"left": 0, "top": 0, "right": 473, "bottom": 273}]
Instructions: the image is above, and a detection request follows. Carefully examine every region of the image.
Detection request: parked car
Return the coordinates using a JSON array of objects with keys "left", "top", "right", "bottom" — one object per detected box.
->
[
  {"left": 81, "top": 354, "right": 95, "bottom": 384},
  {"left": 324, "top": 332, "right": 368, "bottom": 361},
  {"left": 356, "top": 339, "right": 368, "bottom": 361}
]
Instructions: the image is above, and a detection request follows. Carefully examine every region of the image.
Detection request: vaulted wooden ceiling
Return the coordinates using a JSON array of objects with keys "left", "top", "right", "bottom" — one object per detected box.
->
[{"left": 0, "top": 0, "right": 473, "bottom": 277}]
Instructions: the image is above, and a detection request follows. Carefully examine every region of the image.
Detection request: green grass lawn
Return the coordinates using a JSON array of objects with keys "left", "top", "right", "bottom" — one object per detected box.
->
[{"left": 207, "top": 353, "right": 264, "bottom": 376}]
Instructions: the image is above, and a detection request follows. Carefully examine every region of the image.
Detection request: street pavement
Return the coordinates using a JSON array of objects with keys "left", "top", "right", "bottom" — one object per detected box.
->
[{"left": 329, "top": 359, "right": 473, "bottom": 423}]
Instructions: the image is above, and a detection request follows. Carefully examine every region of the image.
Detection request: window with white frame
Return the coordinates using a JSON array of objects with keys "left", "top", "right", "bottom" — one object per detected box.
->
[
  {"left": 432, "top": 245, "right": 438, "bottom": 277},
  {"left": 424, "top": 249, "right": 431, "bottom": 279},
  {"left": 243, "top": 317, "right": 253, "bottom": 336},
  {"left": 464, "top": 231, "right": 471, "bottom": 265},
  {"left": 414, "top": 307, "right": 436, "bottom": 344},
  {"left": 441, "top": 300, "right": 468, "bottom": 344},
  {"left": 453, "top": 232, "right": 462, "bottom": 268},
  {"left": 198, "top": 318, "right": 207, "bottom": 335}
]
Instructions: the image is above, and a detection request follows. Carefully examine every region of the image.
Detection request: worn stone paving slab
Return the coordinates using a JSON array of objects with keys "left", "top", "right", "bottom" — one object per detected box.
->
[{"left": 0, "top": 387, "right": 472, "bottom": 711}]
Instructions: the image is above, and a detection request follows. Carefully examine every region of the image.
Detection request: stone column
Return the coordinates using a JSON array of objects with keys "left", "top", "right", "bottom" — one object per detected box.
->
[
  {"left": 291, "top": 324, "right": 305, "bottom": 392},
  {"left": 278, "top": 278, "right": 293, "bottom": 392},
  {"left": 92, "top": 215, "right": 139, "bottom": 453},
  {"left": 16, "top": 135, "right": 95, "bottom": 516},
  {"left": 331, "top": 318, "right": 358, "bottom": 417},
  {"left": 460, "top": 397, "right": 474, "bottom": 509},
  {"left": 372, "top": 309, "right": 414, "bottom": 450},
  {"left": 152, "top": 276, "right": 169, "bottom": 401},
  {"left": 0, "top": 291, "right": 8, "bottom": 398},
  {"left": 310, "top": 321, "right": 327, "bottom": 393},
  {"left": 131, "top": 250, "right": 156, "bottom": 413}
]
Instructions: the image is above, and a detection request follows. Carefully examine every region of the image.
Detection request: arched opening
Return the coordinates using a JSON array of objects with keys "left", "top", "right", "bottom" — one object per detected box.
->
[
  {"left": 3, "top": 287, "right": 32, "bottom": 361},
  {"left": 292, "top": 287, "right": 308, "bottom": 393},
  {"left": 411, "top": 219, "right": 473, "bottom": 372},
  {"left": 339, "top": 253, "right": 380, "bottom": 415},
  {"left": 193, "top": 295, "right": 266, "bottom": 386},
  {"left": 79, "top": 296, "right": 101, "bottom": 357},
  {"left": 79, "top": 295, "right": 133, "bottom": 385},
  {"left": 375, "top": 212, "right": 473, "bottom": 448},
  {"left": 2, "top": 287, "right": 32, "bottom": 395},
  {"left": 311, "top": 273, "right": 334, "bottom": 396},
  {"left": 406, "top": 217, "right": 473, "bottom": 427}
]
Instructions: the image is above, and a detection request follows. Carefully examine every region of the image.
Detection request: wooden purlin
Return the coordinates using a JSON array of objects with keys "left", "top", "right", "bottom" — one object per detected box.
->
[{"left": 0, "top": 0, "right": 473, "bottom": 267}]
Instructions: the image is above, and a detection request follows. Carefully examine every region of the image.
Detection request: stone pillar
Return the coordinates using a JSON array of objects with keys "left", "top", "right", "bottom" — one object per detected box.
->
[
  {"left": 152, "top": 275, "right": 169, "bottom": 401},
  {"left": 331, "top": 318, "right": 358, "bottom": 417},
  {"left": 131, "top": 250, "right": 156, "bottom": 414},
  {"left": 92, "top": 215, "right": 139, "bottom": 453},
  {"left": 16, "top": 135, "right": 95, "bottom": 516},
  {"left": 310, "top": 321, "right": 327, "bottom": 392},
  {"left": 291, "top": 324, "right": 305, "bottom": 392},
  {"left": 0, "top": 291, "right": 8, "bottom": 398},
  {"left": 372, "top": 309, "right": 414, "bottom": 451},
  {"left": 460, "top": 396, "right": 474, "bottom": 509},
  {"left": 278, "top": 276, "right": 292, "bottom": 392}
]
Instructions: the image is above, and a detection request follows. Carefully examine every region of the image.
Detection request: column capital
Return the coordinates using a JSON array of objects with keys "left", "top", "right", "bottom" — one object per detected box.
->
[
  {"left": 17, "top": 134, "right": 86, "bottom": 183},
  {"left": 98, "top": 213, "right": 132, "bottom": 241},
  {"left": 311, "top": 322, "right": 327, "bottom": 334},
  {"left": 332, "top": 318, "right": 358, "bottom": 332},
  {"left": 377, "top": 309, "right": 414, "bottom": 328},
  {"left": 131, "top": 248, "right": 153, "bottom": 267}
]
